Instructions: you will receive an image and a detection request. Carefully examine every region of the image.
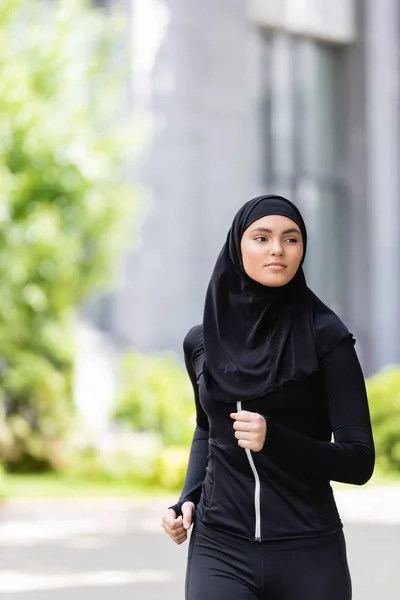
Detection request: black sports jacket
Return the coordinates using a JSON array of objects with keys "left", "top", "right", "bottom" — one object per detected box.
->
[{"left": 170, "top": 324, "right": 375, "bottom": 542}]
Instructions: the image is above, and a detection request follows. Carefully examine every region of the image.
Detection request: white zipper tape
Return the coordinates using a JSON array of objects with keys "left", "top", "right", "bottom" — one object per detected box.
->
[{"left": 237, "top": 401, "right": 261, "bottom": 541}]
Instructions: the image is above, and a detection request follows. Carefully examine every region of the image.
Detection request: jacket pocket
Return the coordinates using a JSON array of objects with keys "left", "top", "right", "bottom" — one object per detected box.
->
[
  {"left": 201, "top": 451, "right": 215, "bottom": 507},
  {"left": 201, "top": 445, "right": 256, "bottom": 539}
]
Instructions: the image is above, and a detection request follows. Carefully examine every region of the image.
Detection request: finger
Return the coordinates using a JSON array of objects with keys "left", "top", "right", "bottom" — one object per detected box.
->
[
  {"left": 161, "top": 521, "right": 174, "bottom": 535},
  {"left": 237, "top": 439, "right": 253, "bottom": 449},
  {"left": 163, "top": 521, "right": 185, "bottom": 537},
  {"left": 174, "top": 532, "right": 188, "bottom": 545},
  {"left": 234, "top": 431, "right": 253, "bottom": 440},
  {"left": 163, "top": 509, "right": 178, "bottom": 526},
  {"left": 167, "top": 528, "right": 185, "bottom": 544},
  {"left": 182, "top": 503, "right": 194, "bottom": 530},
  {"left": 172, "top": 520, "right": 185, "bottom": 534},
  {"left": 230, "top": 410, "right": 254, "bottom": 422},
  {"left": 163, "top": 516, "right": 183, "bottom": 534},
  {"left": 172, "top": 526, "right": 186, "bottom": 538},
  {"left": 169, "top": 515, "right": 183, "bottom": 530},
  {"left": 168, "top": 525, "right": 186, "bottom": 539},
  {"left": 232, "top": 420, "right": 252, "bottom": 431}
]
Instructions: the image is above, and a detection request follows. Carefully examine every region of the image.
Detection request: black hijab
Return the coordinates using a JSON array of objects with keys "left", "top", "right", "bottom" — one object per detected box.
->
[{"left": 202, "top": 195, "right": 351, "bottom": 403}]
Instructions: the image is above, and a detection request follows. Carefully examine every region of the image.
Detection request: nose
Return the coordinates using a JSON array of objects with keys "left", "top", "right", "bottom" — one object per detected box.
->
[{"left": 269, "top": 238, "right": 283, "bottom": 255}]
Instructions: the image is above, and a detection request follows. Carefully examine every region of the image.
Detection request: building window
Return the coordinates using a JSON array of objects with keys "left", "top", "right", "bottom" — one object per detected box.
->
[{"left": 260, "top": 32, "right": 348, "bottom": 315}]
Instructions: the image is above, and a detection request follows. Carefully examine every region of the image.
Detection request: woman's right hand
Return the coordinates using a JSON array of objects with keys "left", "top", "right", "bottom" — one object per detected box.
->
[{"left": 161, "top": 501, "right": 195, "bottom": 545}]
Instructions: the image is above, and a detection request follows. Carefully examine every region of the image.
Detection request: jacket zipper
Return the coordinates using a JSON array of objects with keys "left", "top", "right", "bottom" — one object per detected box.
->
[{"left": 237, "top": 401, "right": 261, "bottom": 541}]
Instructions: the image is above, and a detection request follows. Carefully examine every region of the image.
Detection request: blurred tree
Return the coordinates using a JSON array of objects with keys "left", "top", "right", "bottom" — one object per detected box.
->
[
  {"left": 113, "top": 351, "right": 195, "bottom": 448},
  {"left": 0, "top": 0, "right": 141, "bottom": 472}
]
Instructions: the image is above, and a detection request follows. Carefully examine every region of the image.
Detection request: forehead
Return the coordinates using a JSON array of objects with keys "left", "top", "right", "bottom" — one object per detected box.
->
[{"left": 245, "top": 214, "right": 300, "bottom": 231}]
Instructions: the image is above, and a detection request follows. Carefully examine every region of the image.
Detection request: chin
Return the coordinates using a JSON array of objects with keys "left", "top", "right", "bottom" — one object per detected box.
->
[
  {"left": 267, "top": 281, "right": 287, "bottom": 288},
  {"left": 261, "top": 277, "right": 288, "bottom": 288}
]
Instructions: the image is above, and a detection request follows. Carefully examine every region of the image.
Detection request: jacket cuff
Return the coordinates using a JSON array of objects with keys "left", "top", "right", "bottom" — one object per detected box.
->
[{"left": 168, "top": 497, "right": 197, "bottom": 517}]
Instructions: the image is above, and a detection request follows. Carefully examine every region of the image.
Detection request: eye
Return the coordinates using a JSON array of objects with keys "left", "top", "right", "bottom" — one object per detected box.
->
[
  {"left": 285, "top": 238, "right": 298, "bottom": 244},
  {"left": 254, "top": 236, "right": 268, "bottom": 242}
]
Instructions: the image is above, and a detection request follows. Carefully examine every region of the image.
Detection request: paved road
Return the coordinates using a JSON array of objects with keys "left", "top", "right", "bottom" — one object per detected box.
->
[{"left": 0, "top": 490, "right": 399, "bottom": 599}]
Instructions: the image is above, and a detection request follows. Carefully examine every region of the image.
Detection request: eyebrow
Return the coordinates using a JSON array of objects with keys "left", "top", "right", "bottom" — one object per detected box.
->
[{"left": 250, "top": 227, "right": 301, "bottom": 235}]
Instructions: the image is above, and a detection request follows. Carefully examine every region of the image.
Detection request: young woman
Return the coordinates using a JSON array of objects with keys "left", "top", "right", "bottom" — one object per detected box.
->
[{"left": 161, "top": 195, "right": 374, "bottom": 600}]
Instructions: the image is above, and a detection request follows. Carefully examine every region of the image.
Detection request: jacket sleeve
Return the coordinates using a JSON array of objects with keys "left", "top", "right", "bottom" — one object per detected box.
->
[
  {"left": 169, "top": 329, "right": 209, "bottom": 516},
  {"left": 261, "top": 336, "right": 375, "bottom": 485}
]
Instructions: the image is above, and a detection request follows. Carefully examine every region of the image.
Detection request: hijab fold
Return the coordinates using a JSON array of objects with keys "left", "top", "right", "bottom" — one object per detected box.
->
[{"left": 202, "top": 195, "right": 351, "bottom": 404}]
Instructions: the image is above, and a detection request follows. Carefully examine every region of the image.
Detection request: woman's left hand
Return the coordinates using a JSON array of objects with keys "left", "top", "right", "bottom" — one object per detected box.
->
[{"left": 230, "top": 410, "right": 267, "bottom": 452}]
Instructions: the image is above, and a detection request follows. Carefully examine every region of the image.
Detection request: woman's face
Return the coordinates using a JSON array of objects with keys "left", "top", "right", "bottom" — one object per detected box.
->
[{"left": 240, "top": 214, "right": 304, "bottom": 287}]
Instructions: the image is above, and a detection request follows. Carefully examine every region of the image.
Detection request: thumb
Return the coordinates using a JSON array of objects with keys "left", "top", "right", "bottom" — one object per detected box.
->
[{"left": 181, "top": 501, "right": 195, "bottom": 530}]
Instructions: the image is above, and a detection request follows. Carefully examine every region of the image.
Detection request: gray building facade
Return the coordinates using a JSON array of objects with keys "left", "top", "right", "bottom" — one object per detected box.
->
[{"left": 97, "top": 0, "right": 400, "bottom": 377}]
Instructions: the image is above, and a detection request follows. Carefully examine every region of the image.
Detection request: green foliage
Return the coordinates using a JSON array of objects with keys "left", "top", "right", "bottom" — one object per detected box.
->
[
  {"left": 156, "top": 446, "right": 190, "bottom": 490},
  {"left": 111, "top": 350, "right": 195, "bottom": 490},
  {"left": 66, "top": 431, "right": 163, "bottom": 484},
  {"left": 0, "top": 0, "right": 140, "bottom": 472},
  {"left": 113, "top": 351, "right": 196, "bottom": 447},
  {"left": 60, "top": 428, "right": 189, "bottom": 491},
  {"left": 366, "top": 367, "right": 400, "bottom": 474}
]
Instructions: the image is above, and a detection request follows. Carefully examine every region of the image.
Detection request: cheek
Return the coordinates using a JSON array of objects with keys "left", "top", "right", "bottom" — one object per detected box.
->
[
  {"left": 287, "top": 248, "right": 303, "bottom": 272},
  {"left": 242, "top": 245, "right": 263, "bottom": 274}
]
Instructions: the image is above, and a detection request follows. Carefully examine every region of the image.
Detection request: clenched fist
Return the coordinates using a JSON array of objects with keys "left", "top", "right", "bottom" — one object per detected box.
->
[
  {"left": 230, "top": 410, "right": 267, "bottom": 452},
  {"left": 161, "top": 501, "right": 195, "bottom": 545}
]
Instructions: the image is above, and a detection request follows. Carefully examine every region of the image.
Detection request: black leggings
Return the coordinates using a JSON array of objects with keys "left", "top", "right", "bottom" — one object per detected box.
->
[{"left": 185, "top": 518, "right": 352, "bottom": 600}]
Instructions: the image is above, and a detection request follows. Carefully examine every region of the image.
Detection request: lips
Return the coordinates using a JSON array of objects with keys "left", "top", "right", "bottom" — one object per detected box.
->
[{"left": 266, "top": 263, "right": 286, "bottom": 268}]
